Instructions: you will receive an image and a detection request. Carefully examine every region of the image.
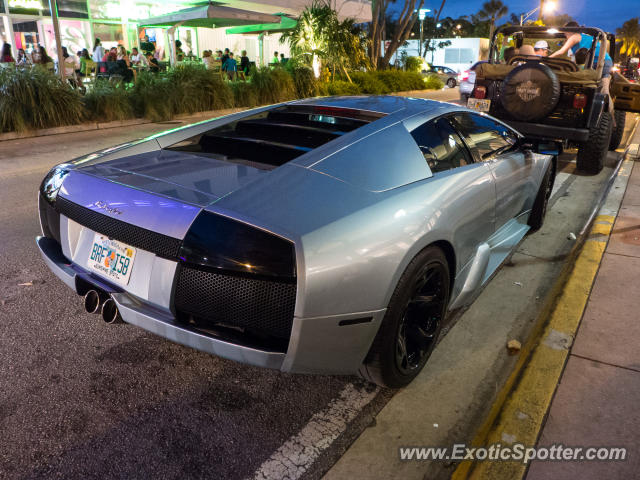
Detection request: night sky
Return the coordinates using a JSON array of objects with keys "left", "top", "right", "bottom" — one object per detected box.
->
[{"left": 417, "top": 0, "right": 636, "bottom": 33}]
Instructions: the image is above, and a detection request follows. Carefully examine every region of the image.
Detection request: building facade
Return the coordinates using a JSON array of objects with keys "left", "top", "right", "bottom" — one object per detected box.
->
[{"left": 0, "top": 0, "right": 370, "bottom": 63}]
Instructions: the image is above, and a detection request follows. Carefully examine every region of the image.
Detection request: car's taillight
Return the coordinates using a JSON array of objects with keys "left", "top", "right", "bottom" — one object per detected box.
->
[
  {"left": 573, "top": 93, "right": 587, "bottom": 110},
  {"left": 459, "top": 70, "right": 469, "bottom": 81},
  {"left": 179, "top": 211, "right": 296, "bottom": 279},
  {"left": 474, "top": 86, "right": 487, "bottom": 99}
]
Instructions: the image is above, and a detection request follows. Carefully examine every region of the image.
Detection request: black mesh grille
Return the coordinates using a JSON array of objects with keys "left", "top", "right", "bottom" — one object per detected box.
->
[
  {"left": 55, "top": 196, "right": 182, "bottom": 259},
  {"left": 174, "top": 266, "right": 296, "bottom": 341}
]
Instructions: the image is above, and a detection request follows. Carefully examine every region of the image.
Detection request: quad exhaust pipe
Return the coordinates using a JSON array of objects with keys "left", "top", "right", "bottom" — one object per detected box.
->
[{"left": 83, "top": 289, "right": 123, "bottom": 324}]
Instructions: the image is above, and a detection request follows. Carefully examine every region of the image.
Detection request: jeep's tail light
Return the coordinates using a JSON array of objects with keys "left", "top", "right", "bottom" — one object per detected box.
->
[
  {"left": 573, "top": 93, "right": 587, "bottom": 110},
  {"left": 459, "top": 70, "right": 469, "bottom": 81},
  {"left": 474, "top": 86, "right": 487, "bottom": 99}
]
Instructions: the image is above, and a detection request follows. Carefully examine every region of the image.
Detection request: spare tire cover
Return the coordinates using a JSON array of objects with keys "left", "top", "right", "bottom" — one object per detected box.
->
[{"left": 500, "top": 63, "right": 561, "bottom": 121}]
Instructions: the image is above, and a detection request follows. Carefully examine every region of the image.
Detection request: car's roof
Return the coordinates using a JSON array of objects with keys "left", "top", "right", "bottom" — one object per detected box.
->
[{"left": 291, "top": 95, "right": 458, "bottom": 118}]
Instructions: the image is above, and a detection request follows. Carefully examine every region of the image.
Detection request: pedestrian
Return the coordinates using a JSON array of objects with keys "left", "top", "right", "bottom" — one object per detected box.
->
[
  {"left": 224, "top": 52, "right": 237, "bottom": 80},
  {"left": 271, "top": 51, "right": 279, "bottom": 64},
  {"left": 280, "top": 53, "right": 287, "bottom": 65},
  {"left": 221, "top": 48, "right": 230, "bottom": 71},
  {"left": 1, "top": 43, "right": 15, "bottom": 63},
  {"left": 92, "top": 38, "right": 105, "bottom": 63},
  {"left": 16, "top": 48, "right": 31, "bottom": 66},
  {"left": 239, "top": 50, "right": 250, "bottom": 79}
]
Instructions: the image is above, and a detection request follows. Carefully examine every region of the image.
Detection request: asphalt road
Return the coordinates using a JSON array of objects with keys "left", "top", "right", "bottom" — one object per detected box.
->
[{"left": 0, "top": 99, "right": 630, "bottom": 480}]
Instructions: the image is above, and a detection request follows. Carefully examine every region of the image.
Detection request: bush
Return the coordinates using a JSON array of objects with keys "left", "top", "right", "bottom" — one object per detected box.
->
[
  {"left": 374, "top": 70, "right": 426, "bottom": 92},
  {"left": 290, "top": 66, "right": 318, "bottom": 98},
  {"left": 350, "top": 71, "right": 389, "bottom": 94},
  {"left": 250, "top": 66, "right": 296, "bottom": 104},
  {"left": 404, "top": 56, "right": 423, "bottom": 73},
  {"left": 0, "top": 67, "right": 84, "bottom": 132},
  {"left": 423, "top": 73, "right": 445, "bottom": 90},
  {"left": 167, "top": 65, "right": 234, "bottom": 114},
  {"left": 326, "top": 80, "right": 361, "bottom": 95},
  {"left": 83, "top": 81, "right": 134, "bottom": 122},
  {"left": 129, "top": 71, "right": 175, "bottom": 121},
  {"left": 230, "top": 81, "right": 259, "bottom": 108}
]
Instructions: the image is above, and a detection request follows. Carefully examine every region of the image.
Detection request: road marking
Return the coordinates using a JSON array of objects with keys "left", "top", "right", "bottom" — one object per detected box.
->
[
  {"left": 252, "top": 383, "right": 379, "bottom": 480},
  {"left": 459, "top": 156, "right": 634, "bottom": 480}
]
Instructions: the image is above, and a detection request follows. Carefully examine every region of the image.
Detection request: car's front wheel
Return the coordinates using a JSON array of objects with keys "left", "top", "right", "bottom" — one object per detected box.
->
[
  {"left": 577, "top": 111, "right": 612, "bottom": 174},
  {"left": 447, "top": 78, "right": 457, "bottom": 88},
  {"left": 359, "top": 246, "right": 450, "bottom": 388}
]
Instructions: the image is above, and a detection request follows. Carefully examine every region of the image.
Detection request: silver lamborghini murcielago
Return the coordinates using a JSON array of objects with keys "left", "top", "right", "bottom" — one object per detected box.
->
[{"left": 37, "top": 96, "right": 555, "bottom": 387}]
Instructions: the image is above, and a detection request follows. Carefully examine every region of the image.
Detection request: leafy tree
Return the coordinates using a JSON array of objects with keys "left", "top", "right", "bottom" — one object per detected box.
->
[
  {"left": 545, "top": 13, "right": 576, "bottom": 27},
  {"left": 280, "top": 1, "right": 369, "bottom": 79},
  {"left": 370, "top": 0, "right": 426, "bottom": 68},
  {"left": 617, "top": 18, "right": 640, "bottom": 58},
  {"left": 476, "top": 0, "right": 508, "bottom": 40}
]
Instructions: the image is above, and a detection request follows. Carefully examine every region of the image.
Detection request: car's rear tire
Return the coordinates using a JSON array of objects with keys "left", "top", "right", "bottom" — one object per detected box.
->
[
  {"left": 609, "top": 110, "right": 626, "bottom": 150},
  {"left": 528, "top": 161, "right": 554, "bottom": 231},
  {"left": 359, "top": 246, "right": 450, "bottom": 388},
  {"left": 577, "top": 111, "right": 612, "bottom": 174},
  {"left": 447, "top": 78, "right": 456, "bottom": 88}
]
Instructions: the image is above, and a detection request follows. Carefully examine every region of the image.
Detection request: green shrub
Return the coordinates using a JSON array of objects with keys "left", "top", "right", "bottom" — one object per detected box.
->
[
  {"left": 250, "top": 67, "right": 296, "bottom": 104},
  {"left": 423, "top": 73, "right": 445, "bottom": 90},
  {"left": 83, "top": 80, "right": 134, "bottom": 122},
  {"left": 168, "top": 65, "right": 234, "bottom": 114},
  {"left": 290, "top": 66, "right": 318, "bottom": 98},
  {"left": 374, "top": 70, "right": 426, "bottom": 92},
  {"left": 129, "top": 71, "right": 175, "bottom": 121},
  {"left": 404, "top": 56, "right": 423, "bottom": 73},
  {"left": 350, "top": 71, "right": 389, "bottom": 94},
  {"left": 0, "top": 67, "right": 84, "bottom": 132},
  {"left": 230, "top": 81, "right": 259, "bottom": 108},
  {"left": 326, "top": 80, "right": 361, "bottom": 95}
]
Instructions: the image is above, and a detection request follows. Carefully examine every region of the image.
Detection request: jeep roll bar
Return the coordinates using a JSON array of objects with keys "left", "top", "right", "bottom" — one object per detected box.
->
[{"left": 489, "top": 25, "right": 608, "bottom": 77}]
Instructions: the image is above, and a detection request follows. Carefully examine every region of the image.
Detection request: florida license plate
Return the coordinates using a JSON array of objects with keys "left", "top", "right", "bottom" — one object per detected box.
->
[
  {"left": 87, "top": 234, "right": 137, "bottom": 286},
  {"left": 467, "top": 98, "right": 491, "bottom": 112}
]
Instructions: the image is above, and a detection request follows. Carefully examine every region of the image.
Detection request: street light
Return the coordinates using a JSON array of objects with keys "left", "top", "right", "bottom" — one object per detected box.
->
[
  {"left": 520, "top": 0, "right": 557, "bottom": 25},
  {"left": 415, "top": 8, "right": 431, "bottom": 57}
]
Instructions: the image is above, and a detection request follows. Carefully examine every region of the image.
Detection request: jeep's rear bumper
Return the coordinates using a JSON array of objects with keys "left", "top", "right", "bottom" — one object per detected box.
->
[{"left": 507, "top": 121, "right": 590, "bottom": 142}]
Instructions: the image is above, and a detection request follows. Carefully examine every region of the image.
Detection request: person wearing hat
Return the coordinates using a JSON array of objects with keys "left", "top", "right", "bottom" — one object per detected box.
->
[{"left": 534, "top": 40, "right": 550, "bottom": 57}]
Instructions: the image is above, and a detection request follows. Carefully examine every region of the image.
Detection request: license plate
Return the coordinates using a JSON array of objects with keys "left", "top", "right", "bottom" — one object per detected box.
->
[
  {"left": 467, "top": 98, "right": 491, "bottom": 112},
  {"left": 87, "top": 234, "right": 137, "bottom": 286}
]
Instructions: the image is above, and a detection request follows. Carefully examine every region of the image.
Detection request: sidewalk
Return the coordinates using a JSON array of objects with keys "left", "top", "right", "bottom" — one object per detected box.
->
[{"left": 526, "top": 159, "right": 640, "bottom": 478}]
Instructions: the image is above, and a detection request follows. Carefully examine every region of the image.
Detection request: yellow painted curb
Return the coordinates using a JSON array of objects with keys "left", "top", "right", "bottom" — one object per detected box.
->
[{"left": 466, "top": 216, "right": 612, "bottom": 479}]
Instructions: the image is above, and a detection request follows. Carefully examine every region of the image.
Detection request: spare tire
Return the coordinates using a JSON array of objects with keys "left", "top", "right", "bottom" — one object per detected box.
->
[{"left": 500, "top": 62, "right": 561, "bottom": 121}]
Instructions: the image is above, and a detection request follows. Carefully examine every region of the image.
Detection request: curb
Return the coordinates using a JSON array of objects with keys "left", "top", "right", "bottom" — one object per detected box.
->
[
  {"left": 0, "top": 107, "right": 247, "bottom": 142},
  {"left": 452, "top": 116, "right": 640, "bottom": 480}
]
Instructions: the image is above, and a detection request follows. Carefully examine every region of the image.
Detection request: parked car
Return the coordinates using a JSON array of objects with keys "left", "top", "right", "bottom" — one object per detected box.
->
[
  {"left": 423, "top": 65, "right": 458, "bottom": 88},
  {"left": 37, "top": 96, "right": 555, "bottom": 388},
  {"left": 469, "top": 25, "right": 640, "bottom": 173},
  {"left": 459, "top": 61, "right": 487, "bottom": 102}
]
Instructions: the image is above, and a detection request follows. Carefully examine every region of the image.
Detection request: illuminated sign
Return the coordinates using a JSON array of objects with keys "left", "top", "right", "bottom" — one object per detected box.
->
[
  {"left": 8, "top": 0, "right": 43, "bottom": 9},
  {"left": 97, "top": 2, "right": 189, "bottom": 21}
]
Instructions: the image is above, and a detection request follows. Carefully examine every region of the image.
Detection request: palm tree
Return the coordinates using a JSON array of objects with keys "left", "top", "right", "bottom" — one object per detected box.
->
[
  {"left": 476, "top": 0, "right": 508, "bottom": 40},
  {"left": 617, "top": 18, "right": 640, "bottom": 59},
  {"left": 281, "top": 1, "right": 369, "bottom": 79}
]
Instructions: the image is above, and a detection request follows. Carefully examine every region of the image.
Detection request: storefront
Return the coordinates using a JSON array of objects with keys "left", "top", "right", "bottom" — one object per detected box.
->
[{"left": 0, "top": 0, "right": 199, "bottom": 60}]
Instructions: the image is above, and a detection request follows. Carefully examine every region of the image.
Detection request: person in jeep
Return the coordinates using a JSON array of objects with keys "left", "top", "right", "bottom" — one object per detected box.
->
[
  {"left": 467, "top": 25, "right": 639, "bottom": 175},
  {"left": 551, "top": 21, "right": 614, "bottom": 116}
]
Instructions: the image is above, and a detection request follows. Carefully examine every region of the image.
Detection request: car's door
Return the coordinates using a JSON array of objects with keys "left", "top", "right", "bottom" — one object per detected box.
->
[
  {"left": 451, "top": 112, "right": 534, "bottom": 229},
  {"left": 407, "top": 115, "right": 496, "bottom": 267}
]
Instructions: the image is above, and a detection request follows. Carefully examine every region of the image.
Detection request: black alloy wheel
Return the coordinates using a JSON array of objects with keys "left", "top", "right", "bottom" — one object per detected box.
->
[
  {"left": 359, "top": 246, "right": 450, "bottom": 388},
  {"left": 395, "top": 262, "right": 447, "bottom": 374}
]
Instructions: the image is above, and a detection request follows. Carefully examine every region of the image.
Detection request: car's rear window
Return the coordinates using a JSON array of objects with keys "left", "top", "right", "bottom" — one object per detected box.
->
[{"left": 165, "top": 105, "right": 386, "bottom": 170}]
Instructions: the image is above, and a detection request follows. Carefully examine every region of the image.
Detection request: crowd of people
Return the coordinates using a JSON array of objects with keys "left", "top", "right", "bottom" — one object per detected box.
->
[{"left": 1, "top": 38, "right": 288, "bottom": 88}]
